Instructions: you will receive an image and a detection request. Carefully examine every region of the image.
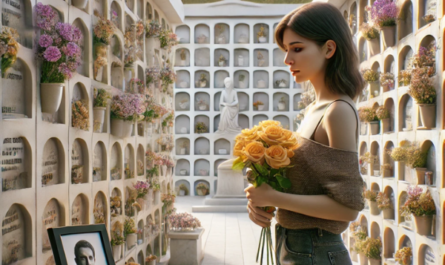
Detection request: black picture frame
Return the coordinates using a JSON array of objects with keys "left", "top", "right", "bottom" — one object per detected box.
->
[{"left": 47, "top": 224, "right": 116, "bottom": 265}]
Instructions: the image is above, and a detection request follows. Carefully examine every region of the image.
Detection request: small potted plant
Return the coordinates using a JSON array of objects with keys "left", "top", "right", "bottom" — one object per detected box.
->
[
  {"left": 257, "top": 25, "right": 267, "bottom": 43},
  {"left": 380, "top": 163, "right": 393, "bottom": 177},
  {"left": 363, "top": 189, "right": 379, "bottom": 215},
  {"left": 146, "top": 66, "right": 160, "bottom": 89},
  {"left": 180, "top": 49, "right": 187, "bottom": 66},
  {"left": 0, "top": 27, "right": 19, "bottom": 78},
  {"left": 423, "top": 14, "right": 435, "bottom": 24},
  {"left": 215, "top": 24, "right": 226, "bottom": 44},
  {"left": 238, "top": 74, "right": 246, "bottom": 88},
  {"left": 197, "top": 34, "right": 207, "bottom": 44},
  {"left": 36, "top": 3, "right": 82, "bottom": 114},
  {"left": 238, "top": 55, "right": 244, "bottom": 66},
  {"left": 199, "top": 169, "right": 208, "bottom": 176},
  {"left": 394, "top": 247, "right": 412, "bottom": 265},
  {"left": 238, "top": 34, "right": 248, "bottom": 44},
  {"left": 408, "top": 66, "right": 436, "bottom": 129},
  {"left": 370, "top": 0, "right": 397, "bottom": 48},
  {"left": 401, "top": 185, "right": 436, "bottom": 236},
  {"left": 364, "top": 237, "right": 382, "bottom": 265},
  {"left": 353, "top": 236, "right": 368, "bottom": 265},
  {"left": 110, "top": 93, "right": 145, "bottom": 138},
  {"left": 404, "top": 142, "right": 428, "bottom": 184},
  {"left": 257, "top": 51, "right": 265, "bottom": 67},
  {"left": 134, "top": 180, "right": 150, "bottom": 200},
  {"left": 199, "top": 73, "right": 207, "bottom": 88},
  {"left": 398, "top": 70, "right": 411, "bottom": 86},
  {"left": 124, "top": 217, "right": 137, "bottom": 250},
  {"left": 151, "top": 178, "right": 161, "bottom": 204},
  {"left": 218, "top": 54, "right": 226, "bottom": 67},
  {"left": 376, "top": 105, "right": 390, "bottom": 133},
  {"left": 93, "top": 88, "right": 111, "bottom": 133},
  {"left": 195, "top": 121, "right": 208, "bottom": 134},
  {"left": 360, "top": 22, "right": 380, "bottom": 56},
  {"left": 196, "top": 182, "right": 209, "bottom": 196},
  {"left": 361, "top": 69, "right": 380, "bottom": 97},
  {"left": 196, "top": 97, "right": 207, "bottom": 111},
  {"left": 145, "top": 254, "right": 157, "bottom": 265},
  {"left": 72, "top": 100, "right": 89, "bottom": 131},
  {"left": 275, "top": 79, "right": 287, "bottom": 88},
  {"left": 93, "top": 11, "right": 114, "bottom": 81},
  {"left": 379, "top": 72, "right": 394, "bottom": 92},
  {"left": 278, "top": 96, "right": 286, "bottom": 111},
  {"left": 110, "top": 229, "right": 124, "bottom": 261},
  {"left": 168, "top": 212, "right": 202, "bottom": 231},
  {"left": 377, "top": 191, "right": 394, "bottom": 219},
  {"left": 178, "top": 184, "right": 189, "bottom": 196},
  {"left": 253, "top": 100, "right": 264, "bottom": 111},
  {"left": 257, "top": 79, "right": 266, "bottom": 88},
  {"left": 358, "top": 106, "right": 379, "bottom": 134}
]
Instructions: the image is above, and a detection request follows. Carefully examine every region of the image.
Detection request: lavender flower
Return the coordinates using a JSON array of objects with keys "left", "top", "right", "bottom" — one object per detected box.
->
[
  {"left": 61, "top": 42, "right": 81, "bottom": 57},
  {"left": 58, "top": 63, "right": 72, "bottom": 80},
  {"left": 38, "top": 34, "right": 53, "bottom": 48},
  {"left": 43, "top": 46, "right": 61, "bottom": 62},
  {"left": 371, "top": 0, "right": 398, "bottom": 28}
]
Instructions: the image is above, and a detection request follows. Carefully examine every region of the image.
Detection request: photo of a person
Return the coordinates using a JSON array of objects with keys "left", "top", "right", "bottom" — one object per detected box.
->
[
  {"left": 61, "top": 232, "right": 108, "bottom": 265},
  {"left": 74, "top": 240, "right": 95, "bottom": 265}
]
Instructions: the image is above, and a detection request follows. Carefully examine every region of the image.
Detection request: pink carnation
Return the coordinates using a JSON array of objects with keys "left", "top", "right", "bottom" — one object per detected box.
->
[{"left": 43, "top": 46, "right": 61, "bottom": 62}]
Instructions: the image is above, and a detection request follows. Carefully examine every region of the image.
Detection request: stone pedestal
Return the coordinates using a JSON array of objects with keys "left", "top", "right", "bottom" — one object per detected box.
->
[
  {"left": 192, "top": 159, "right": 248, "bottom": 212},
  {"left": 168, "top": 228, "right": 205, "bottom": 265}
]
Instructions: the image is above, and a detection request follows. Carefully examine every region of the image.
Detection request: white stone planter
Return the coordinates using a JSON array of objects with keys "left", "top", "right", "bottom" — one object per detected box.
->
[
  {"left": 198, "top": 104, "right": 206, "bottom": 110},
  {"left": 367, "top": 38, "right": 380, "bottom": 57},
  {"left": 41, "top": 83, "right": 64, "bottom": 113},
  {"left": 258, "top": 36, "right": 267, "bottom": 43},
  {"left": 95, "top": 65, "right": 104, "bottom": 82},
  {"left": 126, "top": 233, "right": 137, "bottom": 249},
  {"left": 154, "top": 190, "right": 161, "bottom": 205},
  {"left": 258, "top": 105, "right": 265, "bottom": 111},
  {"left": 124, "top": 68, "right": 133, "bottom": 90},
  {"left": 110, "top": 119, "right": 133, "bottom": 138},
  {"left": 278, "top": 102, "right": 286, "bottom": 111},
  {"left": 238, "top": 57, "right": 244, "bottom": 66},
  {"left": 418, "top": 104, "right": 435, "bottom": 129},
  {"left": 180, "top": 81, "right": 188, "bottom": 88},
  {"left": 180, "top": 148, "right": 186, "bottom": 155},
  {"left": 112, "top": 244, "right": 122, "bottom": 261},
  {"left": 179, "top": 189, "right": 185, "bottom": 196},
  {"left": 278, "top": 82, "right": 286, "bottom": 88},
  {"left": 239, "top": 81, "right": 246, "bottom": 88},
  {"left": 200, "top": 81, "right": 206, "bottom": 88},
  {"left": 258, "top": 59, "right": 265, "bottom": 67},
  {"left": 368, "top": 200, "right": 380, "bottom": 215},
  {"left": 368, "top": 121, "right": 379, "bottom": 135},
  {"left": 181, "top": 60, "right": 187, "bottom": 66},
  {"left": 219, "top": 61, "right": 225, "bottom": 67},
  {"left": 93, "top": 107, "right": 106, "bottom": 133},
  {"left": 72, "top": 0, "right": 88, "bottom": 9},
  {"left": 257, "top": 80, "right": 266, "bottom": 88}
]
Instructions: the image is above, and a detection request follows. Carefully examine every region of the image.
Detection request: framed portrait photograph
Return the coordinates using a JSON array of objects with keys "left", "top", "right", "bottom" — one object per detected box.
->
[{"left": 47, "top": 224, "right": 115, "bottom": 265}]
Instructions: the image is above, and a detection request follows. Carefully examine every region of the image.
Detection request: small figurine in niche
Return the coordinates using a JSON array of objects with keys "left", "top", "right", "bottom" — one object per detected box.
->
[
  {"left": 257, "top": 24, "right": 267, "bottom": 43},
  {"left": 179, "top": 49, "right": 187, "bottom": 66},
  {"left": 180, "top": 141, "right": 188, "bottom": 155},
  {"left": 218, "top": 54, "right": 226, "bottom": 67},
  {"left": 275, "top": 78, "right": 287, "bottom": 88},
  {"left": 179, "top": 98, "right": 189, "bottom": 109},
  {"left": 71, "top": 165, "right": 83, "bottom": 184},
  {"left": 198, "top": 73, "right": 207, "bottom": 88},
  {"left": 196, "top": 97, "right": 207, "bottom": 111},
  {"left": 257, "top": 51, "right": 265, "bottom": 66},
  {"left": 197, "top": 34, "right": 207, "bottom": 44}
]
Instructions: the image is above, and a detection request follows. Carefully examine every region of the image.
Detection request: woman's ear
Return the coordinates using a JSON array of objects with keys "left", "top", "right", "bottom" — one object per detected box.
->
[{"left": 324, "top": 40, "right": 336, "bottom": 59}]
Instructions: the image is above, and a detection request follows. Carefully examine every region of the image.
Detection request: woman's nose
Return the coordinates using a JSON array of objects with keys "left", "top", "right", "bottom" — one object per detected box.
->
[{"left": 284, "top": 53, "right": 293, "bottom": 65}]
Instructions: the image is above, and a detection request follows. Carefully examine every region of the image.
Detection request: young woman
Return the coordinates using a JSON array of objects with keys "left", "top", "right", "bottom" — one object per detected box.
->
[{"left": 244, "top": 2, "right": 366, "bottom": 264}]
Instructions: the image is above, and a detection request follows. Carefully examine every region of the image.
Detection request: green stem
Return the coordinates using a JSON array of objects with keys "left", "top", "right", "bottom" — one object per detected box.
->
[
  {"left": 266, "top": 227, "right": 270, "bottom": 265},
  {"left": 256, "top": 228, "right": 264, "bottom": 262},
  {"left": 260, "top": 228, "right": 265, "bottom": 265}
]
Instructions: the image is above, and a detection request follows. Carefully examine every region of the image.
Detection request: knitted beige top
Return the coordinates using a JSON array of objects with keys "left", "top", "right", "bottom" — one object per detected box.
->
[{"left": 276, "top": 99, "right": 365, "bottom": 234}]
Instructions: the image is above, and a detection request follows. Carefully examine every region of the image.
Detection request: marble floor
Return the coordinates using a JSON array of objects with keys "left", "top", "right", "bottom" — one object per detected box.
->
[{"left": 174, "top": 196, "right": 277, "bottom": 265}]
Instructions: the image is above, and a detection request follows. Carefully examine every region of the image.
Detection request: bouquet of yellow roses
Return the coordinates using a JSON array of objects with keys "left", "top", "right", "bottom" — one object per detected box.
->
[{"left": 232, "top": 120, "right": 298, "bottom": 264}]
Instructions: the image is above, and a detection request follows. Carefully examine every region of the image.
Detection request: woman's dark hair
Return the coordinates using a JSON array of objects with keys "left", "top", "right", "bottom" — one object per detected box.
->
[{"left": 275, "top": 2, "right": 364, "bottom": 100}]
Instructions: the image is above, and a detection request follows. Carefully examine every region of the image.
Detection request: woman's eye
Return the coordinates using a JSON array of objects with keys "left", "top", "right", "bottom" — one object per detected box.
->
[{"left": 294, "top": 48, "right": 302, "bottom": 52}]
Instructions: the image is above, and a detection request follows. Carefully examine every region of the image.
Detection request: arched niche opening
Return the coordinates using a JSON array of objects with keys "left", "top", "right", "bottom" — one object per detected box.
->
[
  {"left": 194, "top": 24, "right": 210, "bottom": 44},
  {"left": 93, "top": 191, "right": 107, "bottom": 225},
  {"left": 71, "top": 138, "right": 89, "bottom": 184},
  {"left": 418, "top": 0, "right": 437, "bottom": 28},
  {"left": 382, "top": 98, "right": 395, "bottom": 133},
  {"left": 176, "top": 70, "right": 190, "bottom": 89},
  {"left": 273, "top": 92, "right": 289, "bottom": 112},
  {"left": 194, "top": 159, "right": 210, "bottom": 177},
  {"left": 110, "top": 188, "right": 122, "bottom": 217},
  {"left": 238, "top": 92, "right": 249, "bottom": 112},
  {"left": 194, "top": 70, "right": 210, "bottom": 88},
  {"left": 253, "top": 23, "right": 269, "bottom": 43},
  {"left": 273, "top": 48, "right": 286, "bottom": 67},
  {"left": 175, "top": 92, "right": 190, "bottom": 111},
  {"left": 124, "top": 144, "right": 135, "bottom": 179},
  {"left": 72, "top": 18, "right": 90, "bottom": 77},
  {"left": 42, "top": 198, "right": 65, "bottom": 252},
  {"left": 273, "top": 70, "right": 290, "bottom": 89},
  {"left": 359, "top": 141, "right": 368, "bottom": 175},
  {"left": 214, "top": 70, "right": 229, "bottom": 89},
  {"left": 1, "top": 136, "right": 32, "bottom": 191},
  {"left": 175, "top": 115, "right": 190, "bottom": 134},
  {"left": 358, "top": 37, "right": 367, "bottom": 63},
  {"left": 253, "top": 70, "right": 269, "bottom": 89},
  {"left": 110, "top": 2, "right": 123, "bottom": 31},
  {"left": 110, "top": 142, "right": 123, "bottom": 180},
  {"left": 194, "top": 137, "right": 210, "bottom": 155},
  {"left": 254, "top": 49, "right": 268, "bottom": 67},
  {"left": 214, "top": 23, "right": 230, "bottom": 44},
  {"left": 71, "top": 193, "right": 89, "bottom": 225},
  {"left": 382, "top": 141, "right": 395, "bottom": 178},
  {"left": 175, "top": 179, "right": 190, "bottom": 196},
  {"left": 273, "top": 115, "right": 290, "bottom": 130},
  {"left": 42, "top": 138, "right": 65, "bottom": 187},
  {"left": 234, "top": 23, "right": 249, "bottom": 44},
  {"left": 383, "top": 186, "right": 395, "bottom": 220},
  {"left": 350, "top": 2, "right": 357, "bottom": 34},
  {"left": 194, "top": 115, "right": 210, "bottom": 134},
  {"left": 234, "top": 48, "right": 249, "bottom": 67},
  {"left": 238, "top": 114, "right": 249, "bottom": 129},
  {"left": 2, "top": 58, "right": 33, "bottom": 119},
  {"left": 175, "top": 48, "right": 190, "bottom": 67},
  {"left": 175, "top": 159, "right": 190, "bottom": 177},
  {"left": 176, "top": 25, "right": 190, "bottom": 44},
  {"left": 420, "top": 140, "right": 436, "bottom": 185},
  {"left": 370, "top": 141, "right": 381, "bottom": 176},
  {"left": 93, "top": 141, "right": 107, "bottom": 182},
  {"left": 383, "top": 227, "right": 395, "bottom": 259},
  {"left": 71, "top": 82, "right": 90, "bottom": 131},
  {"left": 136, "top": 144, "right": 144, "bottom": 176},
  {"left": 234, "top": 70, "right": 249, "bottom": 89},
  {"left": 398, "top": 1, "right": 414, "bottom": 40},
  {"left": 214, "top": 139, "right": 230, "bottom": 155},
  {"left": 398, "top": 94, "right": 414, "bottom": 131},
  {"left": 2, "top": 204, "right": 32, "bottom": 262},
  {"left": 370, "top": 222, "right": 380, "bottom": 239},
  {"left": 194, "top": 180, "right": 210, "bottom": 196},
  {"left": 195, "top": 92, "right": 210, "bottom": 111},
  {"left": 253, "top": 92, "right": 269, "bottom": 111},
  {"left": 383, "top": 55, "right": 396, "bottom": 91}
]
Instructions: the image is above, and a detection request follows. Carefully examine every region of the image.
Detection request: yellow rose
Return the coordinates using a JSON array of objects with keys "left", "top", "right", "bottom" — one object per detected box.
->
[
  {"left": 265, "top": 145, "right": 290, "bottom": 169},
  {"left": 242, "top": 141, "right": 266, "bottom": 163},
  {"left": 241, "top": 126, "right": 260, "bottom": 142},
  {"left": 280, "top": 130, "right": 298, "bottom": 149},
  {"left": 259, "top": 120, "right": 281, "bottom": 129},
  {"left": 259, "top": 125, "right": 284, "bottom": 145},
  {"left": 287, "top": 149, "right": 295, "bottom": 158},
  {"left": 233, "top": 141, "right": 245, "bottom": 156}
]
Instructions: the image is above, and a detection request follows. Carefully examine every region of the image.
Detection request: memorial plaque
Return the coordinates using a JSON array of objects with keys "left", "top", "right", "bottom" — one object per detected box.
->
[
  {"left": 93, "top": 144, "right": 104, "bottom": 182},
  {"left": 42, "top": 199, "right": 60, "bottom": 251},
  {"left": 2, "top": 205, "right": 26, "bottom": 265},
  {"left": 2, "top": 60, "right": 26, "bottom": 118},
  {"left": 42, "top": 139, "right": 60, "bottom": 187},
  {"left": 1, "top": 0, "right": 31, "bottom": 48},
  {"left": 1, "top": 137, "right": 27, "bottom": 191}
]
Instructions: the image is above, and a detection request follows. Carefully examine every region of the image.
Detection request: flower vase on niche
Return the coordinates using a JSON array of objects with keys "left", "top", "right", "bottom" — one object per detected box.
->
[
  {"left": 257, "top": 79, "right": 266, "bottom": 88},
  {"left": 257, "top": 25, "right": 267, "bottom": 43},
  {"left": 179, "top": 80, "right": 188, "bottom": 88},
  {"left": 257, "top": 51, "right": 265, "bottom": 66},
  {"left": 278, "top": 97, "right": 286, "bottom": 111},
  {"left": 276, "top": 79, "right": 287, "bottom": 88},
  {"left": 93, "top": 88, "right": 111, "bottom": 133},
  {"left": 199, "top": 74, "right": 207, "bottom": 88},
  {"left": 197, "top": 34, "right": 207, "bottom": 44},
  {"left": 218, "top": 55, "right": 225, "bottom": 67},
  {"left": 238, "top": 34, "right": 248, "bottom": 43},
  {"left": 179, "top": 48, "right": 187, "bottom": 66},
  {"left": 216, "top": 24, "right": 226, "bottom": 44},
  {"left": 238, "top": 74, "right": 246, "bottom": 88}
]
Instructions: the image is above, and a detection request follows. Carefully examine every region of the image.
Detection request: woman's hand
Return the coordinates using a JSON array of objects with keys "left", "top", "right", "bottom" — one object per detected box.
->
[
  {"left": 247, "top": 200, "right": 275, "bottom": 228},
  {"left": 244, "top": 183, "right": 277, "bottom": 207}
]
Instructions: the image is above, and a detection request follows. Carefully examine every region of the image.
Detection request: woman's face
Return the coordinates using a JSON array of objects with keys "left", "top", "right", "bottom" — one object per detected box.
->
[{"left": 282, "top": 27, "right": 330, "bottom": 83}]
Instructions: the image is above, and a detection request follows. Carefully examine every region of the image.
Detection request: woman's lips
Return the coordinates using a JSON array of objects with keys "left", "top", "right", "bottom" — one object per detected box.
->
[{"left": 291, "top": 70, "right": 300, "bottom": 75}]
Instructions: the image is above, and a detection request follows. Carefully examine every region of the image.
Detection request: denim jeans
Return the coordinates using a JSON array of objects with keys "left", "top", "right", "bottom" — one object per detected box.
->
[{"left": 275, "top": 224, "right": 352, "bottom": 265}]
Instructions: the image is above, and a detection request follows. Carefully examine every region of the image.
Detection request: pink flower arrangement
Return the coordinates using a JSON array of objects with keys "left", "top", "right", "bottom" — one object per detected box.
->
[
  {"left": 128, "top": 78, "right": 145, "bottom": 94},
  {"left": 133, "top": 180, "right": 150, "bottom": 199},
  {"left": 110, "top": 93, "right": 145, "bottom": 121},
  {"left": 370, "top": 0, "right": 398, "bottom": 28},
  {"left": 160, "top": 65, "right": 176, "bottom": 88},
  {"left": 168, "top": 212, "right": 201, "bottom": 230},
  {"left": 146, "top": 66, "right": 160, "bottom": 85},
  {"left": 36, "top": 3, "right": 82, "bottom": 83}
]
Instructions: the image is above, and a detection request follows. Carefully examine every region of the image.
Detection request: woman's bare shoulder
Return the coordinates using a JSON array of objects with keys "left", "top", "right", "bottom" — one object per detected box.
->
[{"left": 323, "top": 100, "right": 357, "bottom": 152}]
